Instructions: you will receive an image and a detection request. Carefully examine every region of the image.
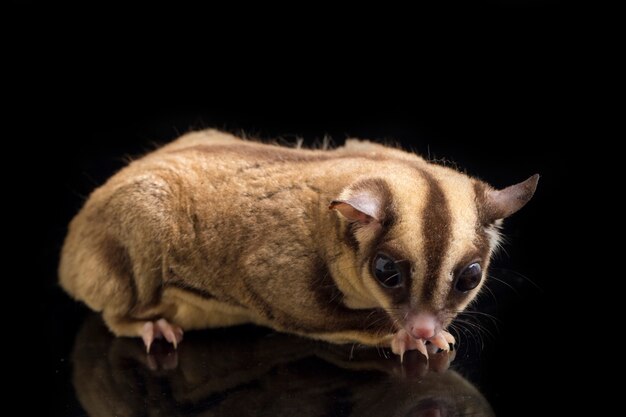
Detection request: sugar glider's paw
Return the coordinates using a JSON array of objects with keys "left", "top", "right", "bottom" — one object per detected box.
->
[
  {"left": 390, "top": 329, "right": 455, "bottom": 362},
  {"left": 140, "top": 318, "right": 184, "bottom": 353}
]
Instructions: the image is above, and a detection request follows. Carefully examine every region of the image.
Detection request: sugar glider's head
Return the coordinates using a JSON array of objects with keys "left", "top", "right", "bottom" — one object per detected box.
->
[{"left": 329, "top": 162, "right": 538, "bottom": 342}]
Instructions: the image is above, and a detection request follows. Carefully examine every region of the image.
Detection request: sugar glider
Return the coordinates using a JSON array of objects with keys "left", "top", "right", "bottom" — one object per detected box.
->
[{"left": 59, "top": 129, "right": 538, "bottom": 360}]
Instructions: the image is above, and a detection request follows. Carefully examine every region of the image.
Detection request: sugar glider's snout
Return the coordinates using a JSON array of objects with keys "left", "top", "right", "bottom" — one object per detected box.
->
[{"left": 405, "top": 312, "right": 438, "bottom": 340}]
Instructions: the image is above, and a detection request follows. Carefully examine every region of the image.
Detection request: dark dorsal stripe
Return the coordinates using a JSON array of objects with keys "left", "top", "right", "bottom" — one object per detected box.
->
[{"left": 419, "top": 170, "right": 452, "bottom": 305}]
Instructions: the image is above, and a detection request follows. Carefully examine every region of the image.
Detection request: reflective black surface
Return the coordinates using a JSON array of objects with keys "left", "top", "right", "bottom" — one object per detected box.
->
[{"left": 66, "top": 315, "right": 493, "bottom": 417}]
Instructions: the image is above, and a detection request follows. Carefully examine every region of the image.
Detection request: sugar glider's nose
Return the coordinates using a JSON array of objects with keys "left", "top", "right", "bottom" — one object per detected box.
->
[{"left": 407, "top": 312, "right": 436, "bottom": 340}]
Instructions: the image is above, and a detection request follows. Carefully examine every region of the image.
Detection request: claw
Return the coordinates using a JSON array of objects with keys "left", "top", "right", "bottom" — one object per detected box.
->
[
  {"left": 391, "top": 329, "right": 450, "bottom": 361},
  {"left": 415, "top": 339, "right": 428, "bottom": 360},
  {"left": 156, "top": 319, "right": 180, "bottom": 349},
  {"left": 141, "top": 319, "right": 184, "bottom": 352},
  {"left": 429, "top": 333, "right": 449, "bottom": 351},
  {"left": 391, "top": 329, "right": 407, "bottom": 362},
  {"left": 391, "top": 329, "right": 414, "bottom": 363},
  {"left": 442, "top": 330, "right": 456, "bottom": 345},
  {"left": 141, "top": 322, "right": 155, "bottom": 353}
]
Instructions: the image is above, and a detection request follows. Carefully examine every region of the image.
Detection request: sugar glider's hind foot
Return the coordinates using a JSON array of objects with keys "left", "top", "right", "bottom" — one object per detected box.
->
[
  {"left": 103, "top": 313, "right": 184, "bottom": 353},
  {"left": 141, "top": 319, "right": 184, "bottom": 353}
]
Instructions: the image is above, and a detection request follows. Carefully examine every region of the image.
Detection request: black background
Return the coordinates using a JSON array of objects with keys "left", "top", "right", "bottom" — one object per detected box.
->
[{"left": 10, "top": 2, "right": 586, "bottom": 416}]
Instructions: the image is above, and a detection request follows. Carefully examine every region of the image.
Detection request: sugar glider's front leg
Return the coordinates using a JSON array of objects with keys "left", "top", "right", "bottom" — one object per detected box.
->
[
  {"left": 390, "top": 329, "right": 456, "bottom": 362},
  {"left": 310, "top": 328, "right": 455, "bottom": 362}
]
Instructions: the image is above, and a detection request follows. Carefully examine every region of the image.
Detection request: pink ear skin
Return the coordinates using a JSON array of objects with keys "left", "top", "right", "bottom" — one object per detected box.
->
[
  {"left": 486, "top": 174, "right": 540, "bottom": 220},
  {"left": 328, "top": 200, "right": 378, "bottom": 225}
]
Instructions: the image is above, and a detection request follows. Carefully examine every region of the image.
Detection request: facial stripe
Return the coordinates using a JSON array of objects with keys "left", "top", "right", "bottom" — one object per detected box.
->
[
  {"left": 418, "top": 171, "right": 453, "bottom": 306},
  {"left": 440, "top": 180, "right": 496, "bottom": 308}
]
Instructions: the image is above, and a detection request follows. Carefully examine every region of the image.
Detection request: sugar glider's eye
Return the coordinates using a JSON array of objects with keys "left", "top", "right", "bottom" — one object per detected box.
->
[
  {"left": 372, "top": 253, "right": 404, "bottom": 288},
  {"left": 454, "top": 262, "right": 482, "bottom": 292}
]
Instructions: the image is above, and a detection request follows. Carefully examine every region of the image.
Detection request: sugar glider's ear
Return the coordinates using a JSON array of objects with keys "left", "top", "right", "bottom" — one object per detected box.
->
[
  {"left": 328, "top": 178, "right": 393, "bottom": 244},
  {"left": 484, "top": 174, "right": 540, "bottom": 222},
  {"left": 329, "top": 194, "right": 381, "bottom": 225}
]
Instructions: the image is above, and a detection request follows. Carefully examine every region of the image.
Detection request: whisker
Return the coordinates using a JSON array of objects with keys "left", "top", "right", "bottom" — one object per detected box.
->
[
  {"left": 456, "top": 310, "right": 502, "bottom": 324},
  {"left": 487, "top": 274, "right": 520, "bottom": 295},
  {"left": 491, "top": 267, "right": 543, "bottom": 292},
  {"left": 453, "top": 318, "right": 495, "bottom": 349},
  {"left": 479, "top": 284, "right": 498, "bottom": 306}
]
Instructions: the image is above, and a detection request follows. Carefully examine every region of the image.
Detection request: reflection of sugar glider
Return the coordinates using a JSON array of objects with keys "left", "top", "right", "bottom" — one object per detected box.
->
[
  {"left": 59, "top": 129, "right": 538, "bottom": 359},
  {"left": 71, "top": 315, "right": 494, "bottom": 417}
]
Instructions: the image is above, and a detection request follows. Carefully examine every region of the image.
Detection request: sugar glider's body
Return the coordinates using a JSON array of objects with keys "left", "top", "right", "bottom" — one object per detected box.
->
[{"left": 59, "top": 129, "right": 537, "bottom": 357}]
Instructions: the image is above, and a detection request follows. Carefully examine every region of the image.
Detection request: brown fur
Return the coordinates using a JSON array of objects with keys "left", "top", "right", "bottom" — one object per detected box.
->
[{"left": 59, "top": 129, "right": 537, "bottom": 347}]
